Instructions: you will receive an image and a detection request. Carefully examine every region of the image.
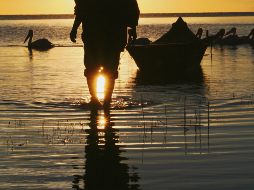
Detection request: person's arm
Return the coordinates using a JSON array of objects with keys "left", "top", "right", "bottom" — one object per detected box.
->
[
  {"left": 128, "top": 27, "right": 137, "bottom": 42},
  {"left": 70, "top": 3, "right": 82, "bottom": 43},
  {"left": 70, "top": 15, "right": 82, "bottom": 43},
  {"left": 129, "top": 0, "right": 140, "bottom": 28},
  {"left": 127, "top": 0, "right": 140, "bottom": 41}
]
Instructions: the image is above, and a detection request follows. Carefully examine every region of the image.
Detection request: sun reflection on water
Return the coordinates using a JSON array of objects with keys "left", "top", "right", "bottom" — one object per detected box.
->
[
  {"left": 98, "top": 114, "right": 106, "bottom": 129},
  {"left": 96, "top": 74, "right": 105, "bottom": 100}
]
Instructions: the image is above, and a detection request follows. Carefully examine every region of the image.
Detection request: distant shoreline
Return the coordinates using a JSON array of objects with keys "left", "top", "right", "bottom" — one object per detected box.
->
[{"left": 0, "top": 12, "right": 254, "bottom": 20}]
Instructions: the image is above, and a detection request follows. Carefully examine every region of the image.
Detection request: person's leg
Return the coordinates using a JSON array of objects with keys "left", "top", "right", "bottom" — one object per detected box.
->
[
  {"left": 86, "top": 75, "right": 98, "bottom": 101},
  {"left": 84, "top": 47, "right": 101, "bottom": 106},
  {"left": 103, "top": 51, "right": 121, "bottom": 108},
  {"left": 104, "top": 77, "right": 115, "bottom": 108}
]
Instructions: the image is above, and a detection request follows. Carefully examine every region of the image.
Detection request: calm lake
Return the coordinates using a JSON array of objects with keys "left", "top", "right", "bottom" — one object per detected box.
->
[{"left": 0, "top": 16, "right": 254, "bottom": 190}]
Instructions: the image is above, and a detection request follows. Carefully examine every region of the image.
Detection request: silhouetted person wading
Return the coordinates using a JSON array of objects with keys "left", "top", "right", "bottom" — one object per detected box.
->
[{"left": 70, "top": 0, "right": 140, "bottom": 108}]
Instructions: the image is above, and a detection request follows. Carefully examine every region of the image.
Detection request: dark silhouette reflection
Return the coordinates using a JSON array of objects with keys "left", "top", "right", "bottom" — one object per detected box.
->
[
  {"left": 252, "top": 43, "right": 254, "bottom": 49},
  {"left": 27, "top": 48, "right": 33, "bottom": 62},
  {"left": 135, "top": 66, "right": 204, "bottom": 85},
  {"left": 72, "top": 109, "right": 140, "bottom": 190}
]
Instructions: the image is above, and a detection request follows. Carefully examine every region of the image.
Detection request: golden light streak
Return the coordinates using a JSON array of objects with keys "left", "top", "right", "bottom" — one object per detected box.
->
[
  {"left": 96, "top": 75, "right": 106, "bottom": 100},
  {"left": 98, "top": 114, "right": 106, "bottom": 129}
]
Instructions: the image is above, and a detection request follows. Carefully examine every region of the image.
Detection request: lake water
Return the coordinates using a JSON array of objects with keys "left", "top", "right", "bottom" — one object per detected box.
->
[{"left": 0, "top": 17, "right": 254, "bottom": 190}]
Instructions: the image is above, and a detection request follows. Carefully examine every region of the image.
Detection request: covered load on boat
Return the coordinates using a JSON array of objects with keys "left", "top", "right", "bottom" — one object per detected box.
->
[{"left": 127, "top": 17, "right": 208, "bottom": 73}]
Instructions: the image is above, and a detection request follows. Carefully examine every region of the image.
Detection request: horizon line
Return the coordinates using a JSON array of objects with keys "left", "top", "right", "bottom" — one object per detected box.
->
[{"left": 0, "top": 12, "right": 253, "bottom": 20}]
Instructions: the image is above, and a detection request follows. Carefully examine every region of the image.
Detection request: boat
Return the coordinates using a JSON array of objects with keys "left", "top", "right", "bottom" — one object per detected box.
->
[{"left": 126, "top": 17, "right": 208, "bottom": 74}]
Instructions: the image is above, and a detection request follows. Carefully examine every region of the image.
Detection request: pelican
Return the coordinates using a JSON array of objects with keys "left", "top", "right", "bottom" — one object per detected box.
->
[
  {"left": 248, "top": 29, "right": 254, "bottom": 40},
  {"left": 225, "top": 27, "right": 237, "bottom": 37},
  {"left": 222, "top": 27, "right": 245, "bottom": 45},
  {"left": 222, "top": 28, "right": 254, "bottom": 45},
  {"left": 246, "top": 29, "right": 254, "bottom": 46},
  {"left": 195, "top": 28, "right": 203, "bottom": 39},
  {"left": 204, "top": 29, "right": 225, "bottom": 44},
  {"left": 24, "top": 30, "right": 54, "bottom": 50}
]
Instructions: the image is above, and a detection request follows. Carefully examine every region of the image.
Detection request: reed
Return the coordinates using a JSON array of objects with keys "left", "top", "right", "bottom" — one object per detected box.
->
[
  {"left": 208, "top": 101, "right": 210, "bottom": 150},
  {"left": 140, "top": 94, "right": 146, "bottom": 138},
  {"left": 42, "top": 120, "right": 45, "bottom": 137},
  {"left": 165, "top": 105, "right": 168, "bottom": 135}
]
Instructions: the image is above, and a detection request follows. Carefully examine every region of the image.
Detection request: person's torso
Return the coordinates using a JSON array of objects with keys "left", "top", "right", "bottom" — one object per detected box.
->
[
  {"left": 76, "top": 0, "right": 139, "bottom": 50},
  {"left": 78, "top": 0, "right": 130, "bottom": 25}
]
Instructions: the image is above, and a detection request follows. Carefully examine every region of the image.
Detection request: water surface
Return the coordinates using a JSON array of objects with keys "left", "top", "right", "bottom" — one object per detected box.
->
[{"left": 0, "top": 17, "right": 254, "bottom": 190}]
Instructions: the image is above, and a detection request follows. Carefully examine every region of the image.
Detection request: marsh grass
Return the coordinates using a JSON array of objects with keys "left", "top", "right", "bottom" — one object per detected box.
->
[
  {"left": 137, "top": 94, "right": 213, "bottom": 155},
  {"left": 3, "top": 119, "right": 88, "bottom": 154},
  {"left": 2, "top": 93, "right": 254, "bottom": 155}
]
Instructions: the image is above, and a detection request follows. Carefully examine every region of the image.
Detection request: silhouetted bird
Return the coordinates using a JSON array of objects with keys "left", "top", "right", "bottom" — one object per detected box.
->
[
  {"left": 196, "top": 28, "right": 203, "bottom": 39},
  {"left": 225, "top": 27, "right": 237, "bottom": 36},
  {"left": 205, "top": 29, "right": 225, "bottom": 44},
  {"left": 24, "top": 30, "right": 54, "bottom": 50},
  {"left": 248, "top": 29, "right": 254, "bottom": 40},
  {"left": 222, "top": 27, "right": 244, "bottom": 45}
]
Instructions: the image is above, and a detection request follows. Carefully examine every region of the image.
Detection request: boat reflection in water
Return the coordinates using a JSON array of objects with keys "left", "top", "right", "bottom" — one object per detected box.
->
[
  {"left": 135, "top": 65, "right": 205, "bottom": 85},
  {"left": 72, "top": 109, "right": 140, "bottom": 190}
]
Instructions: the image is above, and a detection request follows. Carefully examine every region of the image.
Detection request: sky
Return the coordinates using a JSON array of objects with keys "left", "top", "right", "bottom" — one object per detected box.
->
[{"left": 0, "top": 0, "right": 253, "bottom": 15}]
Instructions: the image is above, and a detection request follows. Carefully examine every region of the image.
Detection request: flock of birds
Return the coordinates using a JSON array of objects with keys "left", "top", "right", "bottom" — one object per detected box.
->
[
  {"left": 196, "top": 27, "right": 254, "bottom": 46},
  {"left": 23, "top": 27, "right": 254, "bottom": 51}
]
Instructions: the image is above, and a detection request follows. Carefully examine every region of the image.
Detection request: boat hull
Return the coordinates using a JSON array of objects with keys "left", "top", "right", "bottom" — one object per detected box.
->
[{"left": 127, "top": 42, "right": 207, "bottom": 73}]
